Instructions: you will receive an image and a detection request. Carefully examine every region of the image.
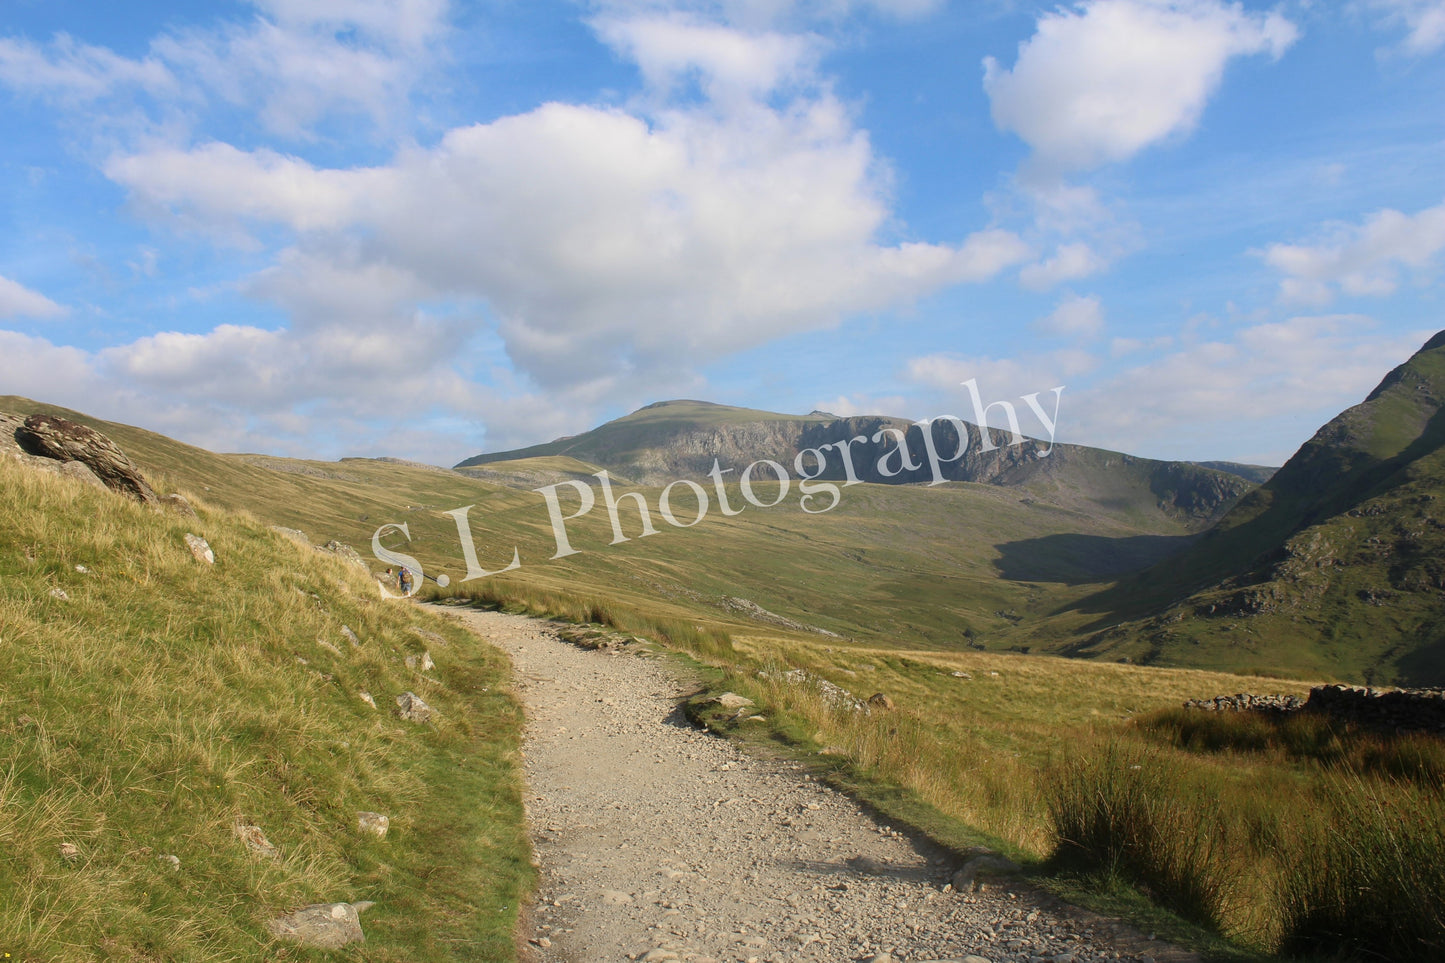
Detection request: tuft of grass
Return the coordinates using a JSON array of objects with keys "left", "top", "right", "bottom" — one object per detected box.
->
[
  {"left": 1276, "top": 770, "right": 1445, "bottom": 961},
  {"left": 0, "top": 457, "right": 532, "bottom": 960},
  {"left": 1044, "top": 741, "right": 1239, "bottom": 931}
]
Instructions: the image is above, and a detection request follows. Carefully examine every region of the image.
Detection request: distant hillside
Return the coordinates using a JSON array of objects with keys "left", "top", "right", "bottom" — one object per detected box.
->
[
  {"left": 1056, "top": 330, "right": 1445, "bottom": 685},
  {"left": 459, "top": 399, "right": 1263, "bottom": 530}
]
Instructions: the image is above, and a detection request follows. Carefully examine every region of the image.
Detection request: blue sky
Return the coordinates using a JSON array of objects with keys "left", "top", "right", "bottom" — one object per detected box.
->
[{"left": 0, "top": 0, "right": 1442, "bottom": 466}]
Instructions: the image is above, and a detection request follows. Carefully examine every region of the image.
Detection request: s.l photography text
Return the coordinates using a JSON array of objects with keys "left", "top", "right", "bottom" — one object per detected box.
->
[{"left": 370, "top": 380, "right": 1063, "bottom": 597}]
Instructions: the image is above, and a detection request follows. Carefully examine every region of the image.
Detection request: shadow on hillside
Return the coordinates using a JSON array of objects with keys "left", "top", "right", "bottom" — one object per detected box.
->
[{"left": 994, "top": 532, "right": 1197, "bottom": 585}]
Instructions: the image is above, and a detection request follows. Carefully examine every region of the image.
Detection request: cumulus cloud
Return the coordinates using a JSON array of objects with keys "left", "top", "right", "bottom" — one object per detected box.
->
[
  {"left": 983, "top": 0, "right": 1298, "bottom": 174},
  {"left": 593, "top": 15, "right": 820, "bottom": 102},
  {"left": 107, "top": 97, "right": 1028, "bottom": 400},
  {"left": 1263, "top": 200, "right": 1445, "bottom": 304},
  {"left": 0, "top": 276, "right": 68, "bottom": 320},
  {"left": 1019, "top": 242, "right": 1108, "bottom": 289},
  {"left": 1369, "top": 0, "right": 1445, "bottom": 54}
]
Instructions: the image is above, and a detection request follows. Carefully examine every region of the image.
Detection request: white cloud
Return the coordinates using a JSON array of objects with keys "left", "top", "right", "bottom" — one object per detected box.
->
[
  {"left": 0, "top": 276, "right": 68, "bottom": 320},
  {"left": 105, "top": 144, "right": 384, "bottom": 237},
  {"left": 812, "top": 392, "right": 912, "bottom": 418},
  {"left": 1019, "top": 241, "right": 1108, "bottom": 289},
  {"left": 594, "top": 15, "right": 820, "bottom": 102},
  {"left": 896, "top": 317, "right": 1435, "bottom": 462},
  {"left": 0, "top": 1, "right": 448, "bottom": 139},
  {"left": 1035, "top": 292, "right": 1105, "bottom": 339},
  {"left": 1263, "top": 200, "right": 1445, "bottom": 304},
  {"left": 0, "top": 34, "right": 175, "bottom": 103},
  {"left": 107, "top": 98, "right": 1028, "bottom": 399},
  {"left": 983, "top": 0, "right": 1298, "bottom": 173},
  {"left": 1085, "top": 317, "right": 1428, "bottom": 460},
  {"left": 1369, "top": 0, "right": 1445, "bottom": 54}
]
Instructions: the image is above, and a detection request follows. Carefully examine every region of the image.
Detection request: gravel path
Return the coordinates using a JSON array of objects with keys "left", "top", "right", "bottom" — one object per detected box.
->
[{"left": 439, "top": 607, "right": 1199, "bottom": 963}]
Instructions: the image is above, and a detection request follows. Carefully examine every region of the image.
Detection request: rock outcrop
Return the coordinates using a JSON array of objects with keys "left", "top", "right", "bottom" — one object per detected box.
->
[{"left": 15, "top": 414, "right": 157, "bottom": 504}]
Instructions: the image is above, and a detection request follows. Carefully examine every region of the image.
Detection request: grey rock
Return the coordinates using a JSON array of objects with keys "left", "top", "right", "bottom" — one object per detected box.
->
[
  {"left": 16, "top": 414, "right": 157, "bottom": 504},
  {"left": 357, "top": 812, "right": 389, "bottom": 838},
  {"left": 157, "top": 853, "right": 181, "bottom": 871},
  {"left": 48, "top": 587, "right": 69, "bottom": 601},
  {"left": 184, "top": 533, "right": 214, "bottom": 565},
  {"left": 270, "top": 526, "right": 309, "bottom": 544},
  {"left": 713, "top": 692, "right": 754, "bottom": 709},
  {"left": 341, "top": 625, "right": 361, "bottom": 648},
  {"left": 266, "top": 901, "right": 368, "bottom": 949},
  {"left": 867, "top": 692, "right": 896, "bottom": 711},
  {"left": 319, "top": 539, "right": 369, "bottom": 569},
  {"left": 358, "top": 690, "right": 377, "bottom": 709},
  {"left": 396, "top": 691, "right": 434, "bottom": 723}
]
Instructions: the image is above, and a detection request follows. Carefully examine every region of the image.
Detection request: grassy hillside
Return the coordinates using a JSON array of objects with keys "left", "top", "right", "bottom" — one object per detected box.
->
[
  {"left": 1049, "top": 331, "right": 1445, "bottom": 685},
  {"left": 0, "top": 455, "right": 532, "bottom": 959},
  {"left": 2, "top": 396, "right": 1210, "bottom": 657}
]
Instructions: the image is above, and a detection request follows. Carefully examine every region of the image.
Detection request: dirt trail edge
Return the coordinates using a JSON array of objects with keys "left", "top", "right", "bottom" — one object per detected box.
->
[{"left": 438, "top": 607, "right": 1199, "bottom": 963}]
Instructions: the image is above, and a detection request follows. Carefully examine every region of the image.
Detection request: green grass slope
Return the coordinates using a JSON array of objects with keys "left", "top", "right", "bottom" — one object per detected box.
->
[
  {"left": 0, "top": 456, "right": 532, "bottom": 960},
  {"left": 1053, "top": 330, "right": 1445, "bottom": 684}
]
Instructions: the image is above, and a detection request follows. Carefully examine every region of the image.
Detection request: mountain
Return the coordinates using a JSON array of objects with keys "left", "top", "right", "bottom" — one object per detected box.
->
[
  {"left": 458, "top": 399, "right": 1265, "bottom": 530},
  {"left": 1055, "top": 330, "right": 1445, "bottom": 685}
]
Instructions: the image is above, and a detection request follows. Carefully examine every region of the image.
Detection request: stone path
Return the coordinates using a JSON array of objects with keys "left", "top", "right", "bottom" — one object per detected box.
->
[{"left": 437, "top": 607, "right": 1198, "bottom": 963}]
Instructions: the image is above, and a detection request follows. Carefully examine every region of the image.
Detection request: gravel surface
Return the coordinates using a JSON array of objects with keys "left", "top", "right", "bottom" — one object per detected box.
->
[{"left": 441, "top": 607, "right": 1200, "bottom": 963}]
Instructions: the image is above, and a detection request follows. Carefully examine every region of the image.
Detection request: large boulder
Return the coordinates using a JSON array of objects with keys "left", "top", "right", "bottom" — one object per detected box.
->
[{"left": 15, "top": 414, "right": 157, "bottom": 505}]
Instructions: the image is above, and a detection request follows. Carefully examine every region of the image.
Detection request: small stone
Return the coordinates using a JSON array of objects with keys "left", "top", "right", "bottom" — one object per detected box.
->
[
  {"left": 184, "top": 533, "right": 214, "bottom": 565},
  {"left": 395, "top": 691, "right": 434, "bottom": 723},
  {"left": 157, "top": 854, "right": 181, "bottom": 871},
  {"left": 867, "top": 692, "right": 895, "bottom": 711},
  {"left": 356, "top": 812, "right": 389, "bottom": 838},
  {"left": 600, "top": 889, "right": 633, "bottom": 904},
  {"left": 234, "top": 822, "right": 278, "bottom": 859},
  {"left": 640, "top": 950, "right": 678, "bottom": 962},
  {"left": 341, "top": 625, "right": 361, "bottom": 648},
  {"left": 59, "top": 842, "right": 79, "bottom": 861},
  {"left": 713, "top": 692, "right": 754, "bottom": 709},
  {"left": 421, "top": 651, "right": 435, "bottom": 671},
  {"left": 48, "top": 588, "right": 69, "bottom": 601},
  {"left": 358, "top": 690, "right": 377, "bottom": 709},
  {"left": 270, "top": 526, "right": 309, "bottom": 544},
  {"left": 74, "top": 564, "right": 88, "bottom": 573},
  {"left": 267, "top": 901, "right": 368, "bottom": 949}
]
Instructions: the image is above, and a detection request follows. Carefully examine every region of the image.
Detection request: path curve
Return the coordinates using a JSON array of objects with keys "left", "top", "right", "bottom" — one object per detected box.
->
[{"left": 438, "top": 607, "right": 1197, "bottom": 963}]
